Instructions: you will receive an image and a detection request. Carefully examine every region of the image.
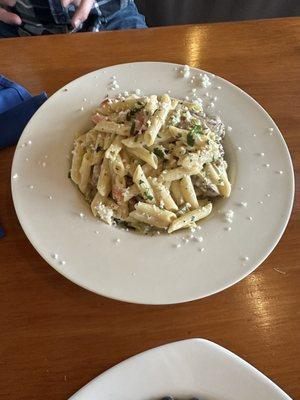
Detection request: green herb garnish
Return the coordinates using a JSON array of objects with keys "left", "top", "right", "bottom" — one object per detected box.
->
[
  {"left": 187, "top": 132, "right": 195, "bottom": 147},
  {"left": 146, "top": 194, "right": 154, "bottom": 201},
  {"left": 96, "top": 145, "right": 102, "bottom": 152},
  {"left": 139, "top": 179, "right": 144, "bottom": 185},
  {"left": 126, "top": 105, "right": 144, "bottom": 121},
  {"left": 191, "top": 124, "right": 203, "bottom": 135},
  {"left": 130, "top": 121, "right": 136, "bottom": 135},
  {"left": 153, "top": 148, "right": 164, "bottom": 158}
]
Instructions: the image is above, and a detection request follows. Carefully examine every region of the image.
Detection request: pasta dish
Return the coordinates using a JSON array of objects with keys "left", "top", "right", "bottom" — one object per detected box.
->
[{"left": 70, "top": 93, "right": 231, "bottom": 233}]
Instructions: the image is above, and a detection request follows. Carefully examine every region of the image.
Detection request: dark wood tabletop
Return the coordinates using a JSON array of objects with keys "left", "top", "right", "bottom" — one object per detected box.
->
[{"left": 0, "top": 17, "right": 299, "bottom": 400}]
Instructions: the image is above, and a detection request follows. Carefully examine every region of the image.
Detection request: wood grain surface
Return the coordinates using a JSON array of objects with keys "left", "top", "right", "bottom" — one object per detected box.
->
[{"left": 0, "top": 17, "right": 299, "bottom": 400}]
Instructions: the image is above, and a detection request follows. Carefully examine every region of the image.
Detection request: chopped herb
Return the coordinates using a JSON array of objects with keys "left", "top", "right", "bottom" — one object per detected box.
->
[
  {"left": 139, "top": 179, "right": 144, "bottom": 185},
  {"left": 191, "top": 216, "right": 195, "bottom": 221},
  {"left": 130, "top": 121, "right": 136, "bottom": 135},
  {"left": 126, "top": 104, "right": 144, "bottom": 121},
  {"left": 187, "top": 132, "right": 195, "bottom": 147},
  {"left": 153, "top": 148, "right": 164, "bottom": 158},
  {"left": 145, "top": 194, "right": 153, "bottom": 201},
  {"left": 96, "top": 145, "right": 102, "bottom": 152},
  {"left": 191, "top": 124, "right": 203, "bottom": 136},
  {"left": 206, "top": 140, "right": 210, "bottom": 145}
]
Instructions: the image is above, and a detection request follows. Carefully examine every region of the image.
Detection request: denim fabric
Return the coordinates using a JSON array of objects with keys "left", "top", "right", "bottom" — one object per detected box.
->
[{"left": 99, "top": 2, "right": 147, "bottom": 30}]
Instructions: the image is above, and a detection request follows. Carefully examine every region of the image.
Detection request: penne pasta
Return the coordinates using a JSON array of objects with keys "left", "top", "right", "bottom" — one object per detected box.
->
[
  {"left": 149, "top": 177, "right": 178, "bottom": 211},
  {"left": 133, "top": 165, "right": 155, "bottom": 204},
  {"left": 130, "top": 202, "right": 176, "bottom": 229},
  {"left": 168, "top": 202, "right": 212, "bottom": 233},
  {"left": 170, "top": 180, "right": 185, "bottom": 206},
  {"left": 97, "top": 157, "right": 111, "bottom": 197},
  {"left": 95, "top": 120, "right": 131, "bottom": 136},
  {"left": 180, "top": 176, "right": 199, "bottom": 209},
  {"left": 126, "top": 146, "right": 158, "bottom": 169},
  {"left": 70, "top": 92, "right": 231, "bottom": 233},
  {"left": 144, "top": 94, "right": 172, "bottom": 145}
]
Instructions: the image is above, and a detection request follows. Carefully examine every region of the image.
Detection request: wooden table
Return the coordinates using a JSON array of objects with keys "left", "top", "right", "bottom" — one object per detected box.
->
[{"left": 1, "top": 17, "right": 299, "bottom": 400}]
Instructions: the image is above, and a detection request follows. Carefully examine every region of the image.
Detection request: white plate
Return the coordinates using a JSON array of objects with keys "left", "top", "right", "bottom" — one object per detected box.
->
[
  {"left": 69, "top": 339, "right": 292, "bottom": 400},
  {"left": 11, "top": 62, "right": 294, "bottom": 304}
]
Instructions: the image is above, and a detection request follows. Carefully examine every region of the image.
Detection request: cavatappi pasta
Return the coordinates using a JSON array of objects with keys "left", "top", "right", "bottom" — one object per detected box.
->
[{"left": 70, "top": 94, "right": 231, "bottom": 233}]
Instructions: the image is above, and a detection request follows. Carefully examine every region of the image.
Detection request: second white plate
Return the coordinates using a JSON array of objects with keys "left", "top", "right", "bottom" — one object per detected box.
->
[
  {"left": 11, "top": 62, "right": 294, "bottom": 304},
  {"left": 69, "top": 339, "right": 292, "bottom": 400}
]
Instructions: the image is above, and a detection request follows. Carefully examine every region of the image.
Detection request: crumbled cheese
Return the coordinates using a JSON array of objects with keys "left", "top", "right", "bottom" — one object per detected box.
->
[
  {"left": 180, "top": 64, "right": 191, "bottom": 78},
  {"left": 96, "top": 203, "right": 114, "bottom": 225},
  {"left": 199, "top": 73, "right": 211, "bottom": 88},
  {"left": 224, "top": 209, "right": 234, "bottom": 223}
]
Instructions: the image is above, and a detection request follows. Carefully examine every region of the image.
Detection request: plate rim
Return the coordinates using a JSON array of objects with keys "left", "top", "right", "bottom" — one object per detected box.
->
[{"left": 11, "top": 61, "right": 295, "bottom": 305}]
